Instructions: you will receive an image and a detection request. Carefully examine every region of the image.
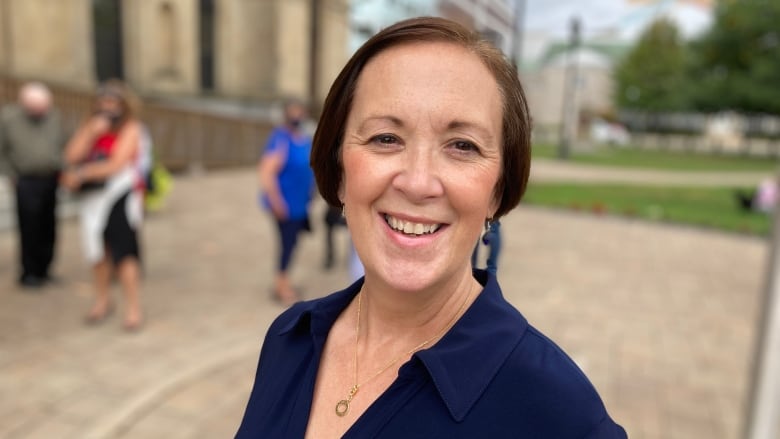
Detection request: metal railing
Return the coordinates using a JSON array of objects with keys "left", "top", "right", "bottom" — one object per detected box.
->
[{"left": 1, "top": 75, "right": 274, "bottom": 172}]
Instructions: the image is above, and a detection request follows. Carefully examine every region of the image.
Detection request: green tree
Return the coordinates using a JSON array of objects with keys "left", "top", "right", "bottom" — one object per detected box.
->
[
  {"left": 687, "top": 0, "right": 780, "bottom": 114},
  {"left": 614, "top": 17, "right": 688, "bottom": 111}
]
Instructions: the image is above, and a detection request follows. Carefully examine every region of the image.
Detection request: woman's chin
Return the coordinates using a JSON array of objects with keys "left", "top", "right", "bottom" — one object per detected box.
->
[{"left": 369, "top": 260, "right": 465, "bottom": 294}]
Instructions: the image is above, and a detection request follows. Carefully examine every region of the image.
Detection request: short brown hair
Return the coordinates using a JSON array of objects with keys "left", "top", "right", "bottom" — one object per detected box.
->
[{"left": 311, "top": 16, "right": 531, "bottom": 219}]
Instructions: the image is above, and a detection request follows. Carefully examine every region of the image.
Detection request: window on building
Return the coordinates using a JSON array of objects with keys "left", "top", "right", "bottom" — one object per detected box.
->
[
  {"left": 92, "top": 0, "right": 124, "bottom": 81},
  {"left": 199, "top": 0, "right": 215, "bottom": 91}
]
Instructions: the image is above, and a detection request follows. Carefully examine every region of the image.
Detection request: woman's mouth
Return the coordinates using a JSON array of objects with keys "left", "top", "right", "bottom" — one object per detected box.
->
[{"left": 383, "top": 214, "right": 442, "bottom": 236}]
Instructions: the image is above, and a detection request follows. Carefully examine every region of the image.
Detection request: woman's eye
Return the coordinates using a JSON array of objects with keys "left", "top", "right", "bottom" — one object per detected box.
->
[
  {"left": 371, "top": 134, "right": 398, "bottom": 145},
  {"left": 452, "top": 140, "right": 478, "bottom": 153}
]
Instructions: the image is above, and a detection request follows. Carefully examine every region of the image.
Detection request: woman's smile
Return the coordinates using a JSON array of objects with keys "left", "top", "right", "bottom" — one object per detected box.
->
[{"left": 382, "top": 213, "right": 444, "bottom": 237}]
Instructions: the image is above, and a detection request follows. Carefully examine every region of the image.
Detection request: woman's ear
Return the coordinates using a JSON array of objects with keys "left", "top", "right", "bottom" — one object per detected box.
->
[
  {"left": 488, "top": 194, "right": 500, "bottom": 220},
  {"left": 337, "top": 175, "right": 345, "bottom": 203}
]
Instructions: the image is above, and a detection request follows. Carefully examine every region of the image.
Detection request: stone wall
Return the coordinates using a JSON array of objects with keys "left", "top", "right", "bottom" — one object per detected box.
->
[
  {"left": 275, "top": 0, "right": 310, "bottom": 100},
  {"left": 216, "top": 0, "right": 277, "bottom": 99},
  {"left": 0, "top": 0, "right": 349, "bottom": 106},
  {"left": 0, "top": 0, "right": 94, "bottom": 89},
  {"left": 123, "top": 0, "right": 200, "bottom": 96},
  {"left": 317, "top": 0, "right": 350, "bottom": 105}
]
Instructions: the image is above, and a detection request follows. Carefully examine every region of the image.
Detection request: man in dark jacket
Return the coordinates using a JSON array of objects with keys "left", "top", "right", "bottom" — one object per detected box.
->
[{"left": 0, "top": 82, "right": 66, "bottom": 288}]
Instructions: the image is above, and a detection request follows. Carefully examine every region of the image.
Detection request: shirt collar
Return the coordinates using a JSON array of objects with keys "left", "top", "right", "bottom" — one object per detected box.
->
[
  {"left": 277, "top": 270, "right": 528, "bottom": 422},
  {"left": 277, "top": 277, "right": 362, "bottom": 337},
  {"left": 414, "top": 271, "right": 528, "bottom": 421}
]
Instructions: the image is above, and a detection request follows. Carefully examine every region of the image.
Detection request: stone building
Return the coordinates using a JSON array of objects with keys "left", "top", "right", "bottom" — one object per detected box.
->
[
  {"left": 524, "top": 43, "right": 627, "bottom": 136},
  {"left": 0, "top": 0, "right": 350, "bottom": 106},
  {"left": 437, "top": 0, "right": 519, "bottom": 59},
  {"left": 350, "top": 0, "right": 521, "bottom": 61}
]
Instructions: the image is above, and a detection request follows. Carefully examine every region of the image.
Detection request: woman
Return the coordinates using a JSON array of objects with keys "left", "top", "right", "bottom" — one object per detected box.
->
[
  {"left": 237, "top": 18, "right": 626, "bottom": 438},
  {"left": 258, "top": 99, "right": 315, "bottom": 305},
  {"left": 61, "top": 80, "right": 144, "bottom": 331}
]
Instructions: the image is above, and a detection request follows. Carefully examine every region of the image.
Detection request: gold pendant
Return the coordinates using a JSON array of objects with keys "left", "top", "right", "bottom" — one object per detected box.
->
[
  {"left": 335, "top": 399, "right": 350, "bottom": 417},
  {"left": 335, "top": 385, "right": 358, "bottom": 417}
]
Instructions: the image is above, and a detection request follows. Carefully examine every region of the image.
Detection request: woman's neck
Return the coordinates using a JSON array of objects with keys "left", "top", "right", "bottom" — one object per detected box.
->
[{"left": 356, "top": 267, "right": 481, "bottom": 346}]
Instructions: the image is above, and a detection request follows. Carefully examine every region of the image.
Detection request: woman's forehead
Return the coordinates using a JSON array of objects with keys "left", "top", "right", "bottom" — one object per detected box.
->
[{"left": 350, "top": 41, "right": 503, "bottom": 130}]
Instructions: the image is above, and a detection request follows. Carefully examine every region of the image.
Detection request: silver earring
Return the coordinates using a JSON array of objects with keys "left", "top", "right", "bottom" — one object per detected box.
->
[
  {"left": 482, "top": 218, "right": 492, "bottom": 240},
  {"left": 341, "top": 204, "right": 346, "bottom": 217}
]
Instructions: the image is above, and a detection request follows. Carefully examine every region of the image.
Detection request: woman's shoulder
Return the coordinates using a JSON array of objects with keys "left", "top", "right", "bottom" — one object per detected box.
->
[
  {"left": 266, "top": 288, "right": 357, "bottom": 337},
  {"left": 266, "top": 299, "right": 316, "bottom": 335},
  {"left": 490, "top": 323, "right": 621, "bottom": 434},
  {"left": 506, "top": 324, "right": 604, "bottom": 401}
]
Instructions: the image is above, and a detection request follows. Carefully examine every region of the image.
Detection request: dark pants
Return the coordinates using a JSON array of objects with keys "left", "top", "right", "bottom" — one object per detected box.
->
[
  {"left": 276, "top": 218, "right": 308, "bottom": 272},
  {"left": 15, "top": 173, "right": 59, "bottom": 281},
  {"left": 323, "top": 205, "right": 346, "bottom": 269}
]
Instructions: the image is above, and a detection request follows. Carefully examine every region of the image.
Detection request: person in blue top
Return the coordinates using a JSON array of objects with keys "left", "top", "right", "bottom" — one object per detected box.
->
[
  {"left": 258, "top": 99, "right": 315, "bottom": 305},
  {"left": 238, "top": 17, "right": 627, "bottom": 438},
  {"left": 472, "top": 219, "right": 502, "bottom": 275}
]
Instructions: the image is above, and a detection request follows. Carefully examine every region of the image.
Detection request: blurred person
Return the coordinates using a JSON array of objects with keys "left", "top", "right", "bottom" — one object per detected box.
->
[
  {"left": 735, "top": 177, "right": 779, "bottom": 213},
  {"left": 471, "top": 219, "right": 502, "bottom": 276},
  {"left": 60, "top": 79, "right": 145, "bottom": 331},
  {"left": 258, "top": 99, "right": 315, "bottom": 305},
  {"left": 237, "top": 17, "right": 626, "bottom": 438},
  {"left": 0, "top": 82, "right": 65, "bottom": 289},
  {"left": 324, "top": 205, "right": 365, "bottom": 281},
  {"left": 323, "top": 204, "right": 347, "bottom": 270}
]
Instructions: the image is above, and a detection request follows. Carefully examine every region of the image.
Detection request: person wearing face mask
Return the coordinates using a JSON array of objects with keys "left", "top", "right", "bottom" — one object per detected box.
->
[
  {"left": 0, "top": 82, "right": 66, "bottom": 289},
  {"left": 257, "top": 99, "right": 315, "bottom": 306},
  {"left": 60, "top": 79, "right": 145, "bottom": 331}
]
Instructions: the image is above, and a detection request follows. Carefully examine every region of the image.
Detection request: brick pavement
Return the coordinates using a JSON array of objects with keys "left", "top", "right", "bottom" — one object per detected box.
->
[{"left": 0, "top": 169, "right": 768, "bottom": 438}]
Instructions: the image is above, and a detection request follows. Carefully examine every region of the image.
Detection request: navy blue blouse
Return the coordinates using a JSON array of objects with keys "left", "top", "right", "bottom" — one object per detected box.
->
[{"left": 236, "top": 271, "right": 627, "bottom": 438}]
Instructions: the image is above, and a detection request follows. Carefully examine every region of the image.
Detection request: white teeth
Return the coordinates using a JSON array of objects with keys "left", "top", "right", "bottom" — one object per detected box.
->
[{"left": 384, "top": 215, "right": 441, "bottom": 236}]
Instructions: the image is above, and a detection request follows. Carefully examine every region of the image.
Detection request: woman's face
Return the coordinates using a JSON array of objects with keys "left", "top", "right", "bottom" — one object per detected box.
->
[
  {"left": 96, "top": 95, "right": 123, "bottom": 117},
  {"left": 340, "top": 41, "right": 503, "bottom": 293}
]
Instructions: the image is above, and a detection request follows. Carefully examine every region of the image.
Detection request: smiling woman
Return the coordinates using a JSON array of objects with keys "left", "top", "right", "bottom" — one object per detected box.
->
[
  {"left": 338, "top": 40, "right": 504, "bottom": 296},
  {"left": 236, "top": 17, "right": 627, "bottom": 439}
]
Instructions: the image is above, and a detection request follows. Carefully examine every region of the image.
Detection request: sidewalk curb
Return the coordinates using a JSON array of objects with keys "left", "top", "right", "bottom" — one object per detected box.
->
[{"left": 82, "top": 340, "right": 258, "bottom": 439}]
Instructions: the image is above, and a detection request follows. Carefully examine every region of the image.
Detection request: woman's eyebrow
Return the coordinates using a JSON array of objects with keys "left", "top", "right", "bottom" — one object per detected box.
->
[
  {"left": 356, "top": 115, "right": 404, "bottom": 133},
  {"left": 447, "top": 120, "right": 494, "bottom": 141}
]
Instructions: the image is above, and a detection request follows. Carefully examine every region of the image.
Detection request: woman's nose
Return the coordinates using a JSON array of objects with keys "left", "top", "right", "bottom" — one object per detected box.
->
[{"left": 391, "top": 147, "right": 444, "bottom": 202}]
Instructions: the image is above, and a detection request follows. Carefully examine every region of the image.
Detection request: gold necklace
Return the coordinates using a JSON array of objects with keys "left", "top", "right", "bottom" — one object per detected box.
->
[{"left": 335, "top": 288, "right": 473, "bottom": 417}]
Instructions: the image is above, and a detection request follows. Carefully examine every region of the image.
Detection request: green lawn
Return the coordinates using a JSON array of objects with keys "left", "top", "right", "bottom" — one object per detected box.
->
[
  {"left": 532, "top": 143, "right": 780, "bottom": 172},
  {"left": 523, "top": 183, "right": 771, "bottom": 236}
]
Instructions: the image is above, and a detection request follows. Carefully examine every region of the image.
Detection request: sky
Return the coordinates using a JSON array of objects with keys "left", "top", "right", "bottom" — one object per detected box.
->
[
  {"left": 524, "top": 0, "right": 713, "bottom": 40},
  {"left": 521, "top": 0, "right": 713, "bottom": 64},
  {"left": 350, "top": 0, "right": 715, "bottom": 61}
]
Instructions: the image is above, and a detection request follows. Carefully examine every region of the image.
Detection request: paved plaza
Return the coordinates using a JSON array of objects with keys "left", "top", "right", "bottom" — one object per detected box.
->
[{"left": 0, "top": 166, "right": 771, "bottom": 438}]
